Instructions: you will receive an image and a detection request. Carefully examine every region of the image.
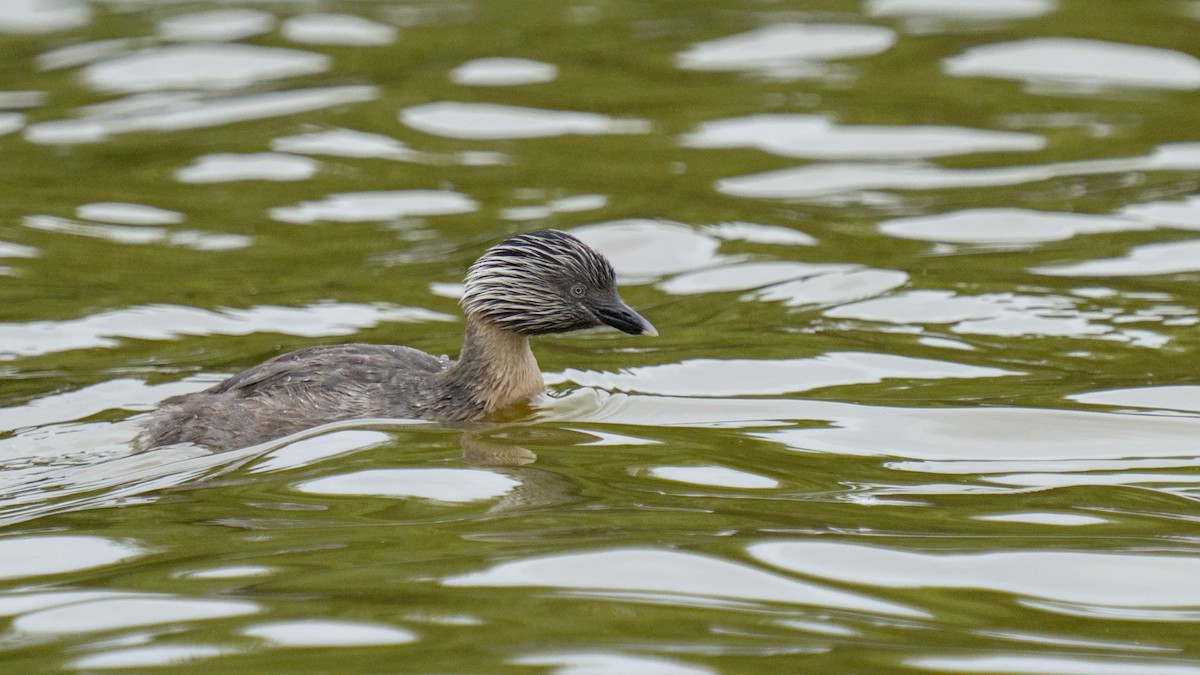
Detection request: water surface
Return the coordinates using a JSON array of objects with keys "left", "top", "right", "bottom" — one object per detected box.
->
[{"left": 2, "top": 0, "right": 1200, "bottom": 671}]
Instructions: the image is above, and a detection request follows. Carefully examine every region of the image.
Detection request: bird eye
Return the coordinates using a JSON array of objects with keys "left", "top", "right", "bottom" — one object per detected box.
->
[{"left": 570, "top": 283, "right": 586, "bottom": 298}]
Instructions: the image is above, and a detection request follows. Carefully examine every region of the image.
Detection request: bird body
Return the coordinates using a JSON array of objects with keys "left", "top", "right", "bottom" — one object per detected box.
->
[{"left": 140, "top": 230, "right": 654, "bottom": 450}]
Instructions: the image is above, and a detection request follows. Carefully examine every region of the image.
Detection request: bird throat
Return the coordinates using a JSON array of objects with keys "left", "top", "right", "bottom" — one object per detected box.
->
[{"left": 448, "top": 318, "right": 545, "bottom": 417}]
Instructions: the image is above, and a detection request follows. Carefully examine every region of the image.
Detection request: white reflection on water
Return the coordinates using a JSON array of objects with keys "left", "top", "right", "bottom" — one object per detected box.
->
[
  {"left": 570, "top": 428, "right": 660, "bottom": 447},
  {"left": 76, "top": 202, "right": 183, "bottom": 225},
  {"left": 879, "top": 208, "right": 1147, "bottom": 244},
  {"left": 658, "top": 261, "right": 852, "bottom": 295},
  {"left": 750, "top": 541, "right": 1200, "bottom": 609},
  {"left": 986, "top": 471, "right": 1200, "bottom": 489},
  {"left": 181, "top": 565, "right": 273, "bottom": 580},
  {"left": 451, "top": 57, "right": 558, "bottom": 86},
  {"left": 682, "top": 115, "right": 1043, "bottom": 160},
  {"left": 271, "top": 128, "right": 422, "bottom": 161},
  {"left": 0, "top": 423, "right": 247, "bottom": 527},
  {"left": 175, "top": 152, "right": 319, "bottom": 183},
  {"left": 0, "top": 0, "right": 91, "bottom": 34},
  {"left": 825, "top": 289, "right": 1176, "bottom": 346},
  {"left": 917, "top": 336, "right": 975, "bottom": 351},
  {"left": 975, "top": 513, "right": 1107, "bottom": 526},
  {"left": 14, "top": 596, "right": 259, "bottom": 634},
  {"left": 0, "top": 112, "right": 23, "bottom": 135},
  {"left": 0, "top": 241, "right": 37, "bottom": 258},
  {"left": 0, "top": 415, "right": 428, "bottom": 528},
  {"left": 157, "top": 9, "right": 275, "bottom": 42},
  {"left": 243, "top": 619, "right": 417, "bottom": 646},
  {"left": 675, "top": 23, "right": 896, "bottom": 77},
  {"left": 646, "top": 466, "right": 780, "bottom": 489},
  {"left": 890, "top": 457, "right": 1200, "bottom": 479},
  {"left": 978, "top": 631, "right": 1177, "bottom": 654},
  {"left": 70, "top": 645, "right": 232, "bottom": 670},
  {"left": 749, "top": 268, "right": 909, "bottom": 307},
  {"left": 700, "top": 222, "right": 816, "bottom": 246},
  {"left": 0, "top": 377, "right": 209, "bottom": 436},
  {"left": 23, "top": 214, "right": 251, "bottom": 251},
  {"left": 545, "top": 391, "right": 1200, "bottom": 463},
  {"left": 444, "top": 548, "right": 925, "bottom": 617},
  {"left": 0, "top": 302, "right": 452, "bottom": 358},
  {"left": 866, "top": 0, "right": 1055, "bottom": 20},
  {"left": 1033, "top": 240, "right": 1200, "bottom": 277},
  {"left": 1023, "top": 601, "right": 1200, "bottom": 622},
  {"left": 84, "top": 91, "right": 201, "bottom": 116},
  {"left": 269, "top": 190, "right": 478, "bottom": 223},
  {"left": 549, "top": 352, "right": 1013, "bottom": 397},
  {"left": 24, "top": 85, "right": 379, "bottom": 145},
  {"left": 0, "top": 535, "right": 143, "bottom": 579},
  {"left": 1070, "top": 385, "right": 1200, "bottom": 414},
  {"left": 755, "top": 404, "right": 1200, "bottom": 461},
  {"left": 570, "top": 220, "right": 721, "bottom": 278},
  {"left": 0, "top": 590, "right": 125, "bottom": 616},
  {"left": 944, "top": 38, "right": 1200, "bottom": 91},
  {"left": 37, "top": 38, "right": 133, "bottom": 71},
  {"left": 716, "top": 142, "right": 1200, "bottom": 200},
  {"left": 512, "top": 652, "right": 715, "bottom": 675},
  {"left": 904, "top": 655, "right": 1200, "bottom": 675},
  {"left": 0, "top": 420, "right": 159, "bottom": 483},
  {"left": 502, "top": 194, "right": 607, "bottom": 221},
  {"left": 1123, "top": 195, "right": 1200, "bottom": 229},
  {"left": 458, "top": 150, "right": 509, "bottom": 166},
  {"left": 83, "top": 44, "right": 329, "bottom": 93},
  {"left": 400, "top": 102, "right": 651, "bottom": 140},
  {"left": 281, "top": 13, "right": 397, "bottom": 46},
  {"left": 296, "top": 468, "right": 519, "bottom": 503},
  {"left": 249, "top": 430, "right": 392, "bottom": 474}
]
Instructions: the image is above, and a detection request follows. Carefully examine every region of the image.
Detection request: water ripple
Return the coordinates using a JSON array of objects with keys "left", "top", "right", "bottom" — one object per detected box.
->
[
  {"left": 0, "top": 0, "right": 91, "bottom": 34},
  {"left": 676, "top": 23, "right": 897, "bottom": 78},
  {"left": 549, "top": 352, "right": 1014, "bottom": 397},
  {"left": 175, "top": 152, "right": 319, "bottom": 183},
  {"left": 944, "top": 38, "right": 1200, "bottom": 91},
  {"left": 24, "top": 85, "right": 379, "bottom": 145},
  {"left": 716, "top": 143, "right": 1200, "bottom": 200},
  {"left": 281, "top": 13, "right": 397, "bottom": 46},
  {"left": 157, "top": 9, "right": 275, "bottom": 42},
  {"left": 0, "top": 302, "right": 452, "bottom": 358},
  {"left": 445, "top": 548, "right": 925, "bottom": 617},
  {"left": 83, "top": 43, "right": 329, "bottom": 93},
  {"left": 451, "top": 57, "right": 558, "bottom": 86},
  {"left": 750, "top": 541, "right": 1200, "bottom": 609},
  {"left": 269, "top": 190, "right": 478, "bottom": 223},
  {"left": 683, "top": 115, "right": 1043, "bottom": 160},
  {"left": 401, "top": 102, "right": 651, "bottom": 140}
]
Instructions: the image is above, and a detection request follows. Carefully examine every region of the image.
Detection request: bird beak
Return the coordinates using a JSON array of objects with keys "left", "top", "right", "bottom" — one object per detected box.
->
[{"left": 589, "top": 296, "right": 658, "bottom": 337}]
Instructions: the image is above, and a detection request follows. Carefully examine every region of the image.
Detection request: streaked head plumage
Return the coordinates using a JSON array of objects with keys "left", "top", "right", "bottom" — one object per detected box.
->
[{"left": 461, "top": 230, "right": 654, "bottom": 337}]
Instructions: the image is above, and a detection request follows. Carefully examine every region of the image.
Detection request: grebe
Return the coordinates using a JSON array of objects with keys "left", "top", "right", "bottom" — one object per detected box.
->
[{"left": 140, "top": 230, "right": 655, "bottom": 450}]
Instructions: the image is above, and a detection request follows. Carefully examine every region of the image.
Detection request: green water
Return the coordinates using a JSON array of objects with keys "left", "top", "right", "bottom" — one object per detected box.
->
[{"left": 2, "top": 0, "right": 1200, "bottom": 672}]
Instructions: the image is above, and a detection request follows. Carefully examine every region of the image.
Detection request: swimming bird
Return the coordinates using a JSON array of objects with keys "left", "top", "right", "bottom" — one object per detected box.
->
[{"left": 139, "top": 230, "right": 655, "bottom": 450}]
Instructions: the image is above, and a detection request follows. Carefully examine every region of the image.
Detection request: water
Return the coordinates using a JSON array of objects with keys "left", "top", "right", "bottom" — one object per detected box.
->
[{"left": 2, "top": 0, "right": 1200, "bottom": 671}]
